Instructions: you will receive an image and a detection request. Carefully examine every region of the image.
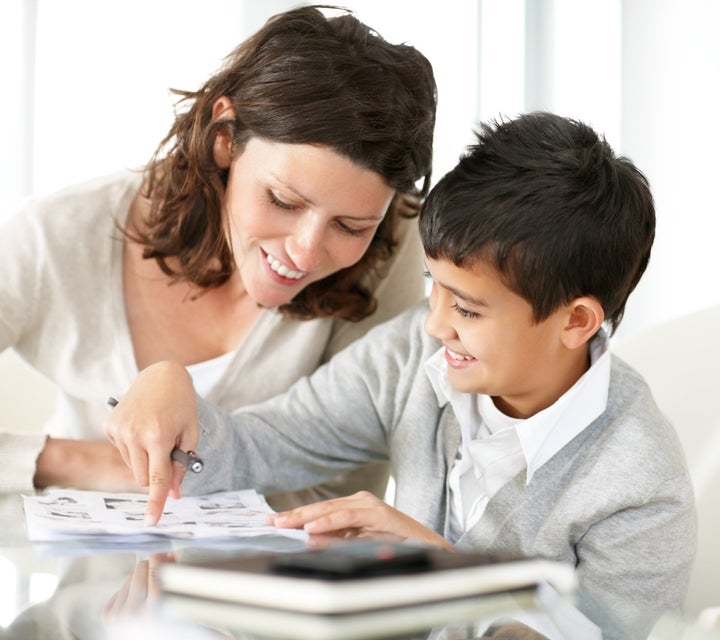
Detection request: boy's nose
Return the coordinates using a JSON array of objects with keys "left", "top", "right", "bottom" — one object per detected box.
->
[{"left": 424, "top": 285, "right": 456, "bottom": 340}]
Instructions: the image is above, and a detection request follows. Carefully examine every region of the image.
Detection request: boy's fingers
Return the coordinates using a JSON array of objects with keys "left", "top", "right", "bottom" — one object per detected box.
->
[{"left": 274, "top": 492, "right": 378, "bottom": 527}]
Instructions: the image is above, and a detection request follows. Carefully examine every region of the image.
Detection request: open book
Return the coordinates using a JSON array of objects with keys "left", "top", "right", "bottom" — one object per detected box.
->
[{"left": 22, "top": 488, "right": 307, "bottom": 542}]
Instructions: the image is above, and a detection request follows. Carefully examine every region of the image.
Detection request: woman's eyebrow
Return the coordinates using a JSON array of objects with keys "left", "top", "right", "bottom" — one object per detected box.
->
[
  {"left": 269, "top": 172, "right": 384, "bottom": 222},
  {"left": 269, "top": 173, "right": 314, "bottom": 205}
]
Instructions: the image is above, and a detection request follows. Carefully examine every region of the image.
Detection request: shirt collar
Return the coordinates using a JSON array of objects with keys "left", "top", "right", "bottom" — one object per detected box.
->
[{"left": 423, "top": 329, "right": 611, "bottom": 483}]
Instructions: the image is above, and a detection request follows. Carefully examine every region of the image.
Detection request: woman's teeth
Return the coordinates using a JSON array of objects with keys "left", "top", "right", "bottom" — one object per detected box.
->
[{"left": 266, "top": 253, "right": 306, "bottom": 280}]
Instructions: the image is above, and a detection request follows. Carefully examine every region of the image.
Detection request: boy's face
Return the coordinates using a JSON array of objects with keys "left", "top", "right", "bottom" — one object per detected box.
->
[{"left": 424, "top": 257, "right": 576, "bottom": 419}]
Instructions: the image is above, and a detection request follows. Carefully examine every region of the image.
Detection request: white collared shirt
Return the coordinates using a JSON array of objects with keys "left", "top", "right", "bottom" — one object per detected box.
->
[{"left": 424, "top": 329, "right": 611, "bottom": 538}]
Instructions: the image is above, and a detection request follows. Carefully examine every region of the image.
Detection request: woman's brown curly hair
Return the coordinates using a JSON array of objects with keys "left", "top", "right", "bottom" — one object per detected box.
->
[{"left": 132, "top": 5, "right": 437, "bottom": 321}]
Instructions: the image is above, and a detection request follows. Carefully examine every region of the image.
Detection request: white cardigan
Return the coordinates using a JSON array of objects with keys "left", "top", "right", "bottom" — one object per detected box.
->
[{"left": 0, "top": 170, "right": 425, "bottom": 495}]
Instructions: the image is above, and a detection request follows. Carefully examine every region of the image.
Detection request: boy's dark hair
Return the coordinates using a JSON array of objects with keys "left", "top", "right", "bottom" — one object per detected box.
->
[
  {"left": 420, "top": 112, "right": 655, "bottom": 334},
  {"left": 130, "top": 5, "right": 437, "bottom": 321}
]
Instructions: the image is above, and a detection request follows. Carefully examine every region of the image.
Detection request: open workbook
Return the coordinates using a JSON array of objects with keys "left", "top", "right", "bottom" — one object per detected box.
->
[{"left": 22, "top": 488, "right": 307, "bottom": 542}]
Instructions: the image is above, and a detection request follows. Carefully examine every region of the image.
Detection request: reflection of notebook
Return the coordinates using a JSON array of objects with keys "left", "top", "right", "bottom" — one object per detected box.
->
[
  {"left": 162, "top": 589, "right": 542, "bottom": 640},
  {"left": 159, "top": 542, "right": 577, "bottom": 639}
]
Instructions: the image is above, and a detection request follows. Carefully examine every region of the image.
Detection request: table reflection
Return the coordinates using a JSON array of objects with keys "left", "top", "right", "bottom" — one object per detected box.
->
[{"left": 0, "top": 492, "right": 717, "bottom": 640}]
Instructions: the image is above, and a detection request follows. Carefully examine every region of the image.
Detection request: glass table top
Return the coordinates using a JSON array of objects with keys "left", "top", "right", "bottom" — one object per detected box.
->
[{"left": 0, "top": 492, "right": 717, "bottom": 640}]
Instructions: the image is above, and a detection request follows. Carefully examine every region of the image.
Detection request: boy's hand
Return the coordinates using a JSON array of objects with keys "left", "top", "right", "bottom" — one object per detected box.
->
[
  {"left": 103, "top": 361, "right": 198, "bottom": 525},
  {"left": 270, "top": 491, "right": 454, "bottom": 550}
]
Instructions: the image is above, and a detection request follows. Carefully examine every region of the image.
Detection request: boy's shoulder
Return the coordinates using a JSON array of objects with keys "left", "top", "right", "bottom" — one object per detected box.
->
[
  {"left": 601, "top": 354, "right": 687, "bottom": 472},
  {"left": 364, "top": 298, "right": 432, "bottom": 338},
  {"left": 608, "top": 353, "right": 664, "bottom": 417},
  {"left": 338, "top": 299, "right": 439, "bottom": 372}
]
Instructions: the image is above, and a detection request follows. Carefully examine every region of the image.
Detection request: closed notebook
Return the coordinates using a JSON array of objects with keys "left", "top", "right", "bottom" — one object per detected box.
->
[{"left": 158, "top": 541, "right": 577, "bottom": 615}]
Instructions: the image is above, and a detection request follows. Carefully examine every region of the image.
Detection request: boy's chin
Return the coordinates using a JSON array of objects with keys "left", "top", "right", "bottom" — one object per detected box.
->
[{"left": 447, "top": 372, "right": 488, "bottom": 396}]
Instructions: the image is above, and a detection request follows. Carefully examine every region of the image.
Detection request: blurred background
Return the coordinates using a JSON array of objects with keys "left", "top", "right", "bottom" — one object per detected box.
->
[{"left": 1, "top": 0, "right": 718, "bottom": 341}]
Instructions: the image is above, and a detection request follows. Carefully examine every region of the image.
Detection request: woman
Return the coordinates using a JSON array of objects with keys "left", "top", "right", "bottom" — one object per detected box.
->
[{"left": 0, "top": 5, "right": 437, "bottom": 506}]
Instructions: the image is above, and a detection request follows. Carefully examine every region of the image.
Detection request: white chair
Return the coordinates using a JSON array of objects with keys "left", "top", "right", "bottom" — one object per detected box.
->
[{"left": 613, "top": 306, "right": 720, "bottom": 622}]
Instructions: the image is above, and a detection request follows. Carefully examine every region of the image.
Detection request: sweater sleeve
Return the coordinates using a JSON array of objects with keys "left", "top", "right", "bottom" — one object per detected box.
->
[
  {"left": 0, "top": 205, "right": 45, "bottom": 351},
  {"left": 181, "top": 303, "right": 430, "bottom": 498},
  {"left": 0, "top": 206, "right": 50, "bottom": 494},
  {"left": 575, "top": 472, "right": 696, "bottom": 639},
  {"left": 0, "top": 432, "right": 47, "bottom": 493}
]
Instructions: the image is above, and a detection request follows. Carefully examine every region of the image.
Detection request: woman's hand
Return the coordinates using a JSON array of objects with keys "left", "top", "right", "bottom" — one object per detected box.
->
[
  {"left": 102, "top": 552, "right": 174, "bottom": 622},
  {"left": 103, "top": 361, "right": 198, "bottom": 525},
  {"left": 34, "top": 438, "right": 143, "bottom": 493},
  {"left": 270, "top": 491, "right": 454, "bottom": 550}
]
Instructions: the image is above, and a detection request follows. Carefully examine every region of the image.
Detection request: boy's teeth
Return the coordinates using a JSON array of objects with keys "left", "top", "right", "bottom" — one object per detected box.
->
[{"left": 266, "top": 253, "right": 306, "bottom": 280}]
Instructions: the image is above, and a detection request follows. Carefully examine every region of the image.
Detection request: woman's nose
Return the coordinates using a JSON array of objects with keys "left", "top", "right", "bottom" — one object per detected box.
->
[{"left": 285, "top": 215, "right": 326, "bottom": 273}]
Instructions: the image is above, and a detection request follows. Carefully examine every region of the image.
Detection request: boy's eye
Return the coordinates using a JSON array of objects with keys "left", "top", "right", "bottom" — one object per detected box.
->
[{"left": 451, "top": 302, "right": 481, "bottom": 319}]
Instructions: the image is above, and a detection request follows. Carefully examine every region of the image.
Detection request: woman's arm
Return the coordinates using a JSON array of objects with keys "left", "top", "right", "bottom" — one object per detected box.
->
[{"left": 34, "top": 438, "right": 142, "bottom": 493}]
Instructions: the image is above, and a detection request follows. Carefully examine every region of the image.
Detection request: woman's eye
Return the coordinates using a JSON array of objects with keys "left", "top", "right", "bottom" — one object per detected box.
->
[
  {"left": 268, "top": 191, "right": 296, "bottom": 210},
  {"left": 451, "top": 303, "right": 480, "bottom": 319},
  {"left": 336, "top": 220, "right": 372, "bottom": 238}
]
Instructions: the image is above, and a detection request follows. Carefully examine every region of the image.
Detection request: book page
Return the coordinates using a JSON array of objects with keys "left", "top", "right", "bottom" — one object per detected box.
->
[{"left": 23, "top": 489, "right": 308, "bottom": 542}]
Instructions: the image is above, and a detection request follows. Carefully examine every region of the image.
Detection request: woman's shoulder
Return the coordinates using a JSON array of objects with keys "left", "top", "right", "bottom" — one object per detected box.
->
[
  {"left": 0, "top": 170, "right": 142, "bottom": 286},
  {"left": 22, "top": 170, "right": 142, "bottom": 227}
]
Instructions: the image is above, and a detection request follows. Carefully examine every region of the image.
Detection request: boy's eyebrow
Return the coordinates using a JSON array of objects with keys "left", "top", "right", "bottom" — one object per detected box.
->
[{"left": 439, "top": 281, "right": 489, "bottom": 308}]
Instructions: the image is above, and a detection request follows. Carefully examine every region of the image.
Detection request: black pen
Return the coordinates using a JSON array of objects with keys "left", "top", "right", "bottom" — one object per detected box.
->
[{"left": 106, "top": 396, "right": 204, "bottom": 473}]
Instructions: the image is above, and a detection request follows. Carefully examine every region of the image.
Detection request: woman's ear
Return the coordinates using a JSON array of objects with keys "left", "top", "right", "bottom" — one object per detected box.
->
[
  {"left": 212, "top": 96, "right": 235, "bottom": 169},
  {"left": 561, "top": 297, "right": 605, "bottom": 350}
]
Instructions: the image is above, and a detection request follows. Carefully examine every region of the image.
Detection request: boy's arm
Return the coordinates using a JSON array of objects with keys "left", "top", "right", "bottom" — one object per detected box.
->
[
  {"left": 185, "top": 312, "right": 420, "bottom": 496},
  {"left": 105, "top": 304, "right": 430, "bottom": 525},
  {"left": 575, "top": 473, "right": 696, "bottom": 638},
  {"left": 270, "top": 491, "right": 454, "bottom": 549}
]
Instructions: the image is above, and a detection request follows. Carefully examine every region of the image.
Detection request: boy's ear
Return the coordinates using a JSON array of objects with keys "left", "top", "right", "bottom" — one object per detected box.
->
[
  {"left": 212, "top": 96, "right": 235, "bottom": 169},
  {"left": 561, "top": 297, "right": 605, "bottom": 350}
]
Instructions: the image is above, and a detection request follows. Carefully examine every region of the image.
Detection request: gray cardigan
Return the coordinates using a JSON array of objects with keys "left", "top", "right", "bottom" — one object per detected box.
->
[{"left": 187, "top": 301, "right": 696, "bottom": 639}]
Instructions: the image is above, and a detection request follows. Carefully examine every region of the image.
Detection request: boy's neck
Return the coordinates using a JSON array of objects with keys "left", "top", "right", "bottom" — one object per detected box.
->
[{"left": 492, "top": 347, "right": 592, "bottom": 420}]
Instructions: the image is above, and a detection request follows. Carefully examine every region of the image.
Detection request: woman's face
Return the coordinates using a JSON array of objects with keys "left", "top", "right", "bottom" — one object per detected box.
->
[{"left": 222, "top": 137, "right": 395, "bottom": 308}]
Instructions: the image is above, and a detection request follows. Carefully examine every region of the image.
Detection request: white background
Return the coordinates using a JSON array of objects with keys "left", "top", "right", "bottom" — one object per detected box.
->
[{"left": 1, "top": 0, "right": 719, "bottom": 341}]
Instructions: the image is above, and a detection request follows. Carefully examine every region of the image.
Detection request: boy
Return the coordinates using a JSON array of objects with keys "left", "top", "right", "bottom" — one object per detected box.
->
[{"left": 106, "top": 112, "right": 696, "bottom": 638}]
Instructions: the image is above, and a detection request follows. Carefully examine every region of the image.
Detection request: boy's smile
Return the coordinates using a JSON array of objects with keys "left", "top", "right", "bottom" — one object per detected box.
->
[{"left": 424, "top": 257, "right": 585, "bottom": 419}]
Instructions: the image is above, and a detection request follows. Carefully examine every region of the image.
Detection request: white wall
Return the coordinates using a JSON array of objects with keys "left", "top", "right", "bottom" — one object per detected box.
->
[
  {"left": 478, "top": 0, "right": 720, "bottom": 341},
  {"left": 1, "top": 0, "right": 718, "bottom": 342},
  {"left": 618, "top": 0, "right": 720, "bottom": 340},
  {"left": 0, "top": 0, "right": 478, "bottom": 208}
]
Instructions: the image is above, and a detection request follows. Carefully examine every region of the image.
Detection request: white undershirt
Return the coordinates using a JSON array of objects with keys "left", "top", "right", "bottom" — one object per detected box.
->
[
  {"left": 185, "top": 349, "right": 237, "bottom": 397},
  {"left": 424, "top": 329, "right": 611, "bottom": 538}
]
